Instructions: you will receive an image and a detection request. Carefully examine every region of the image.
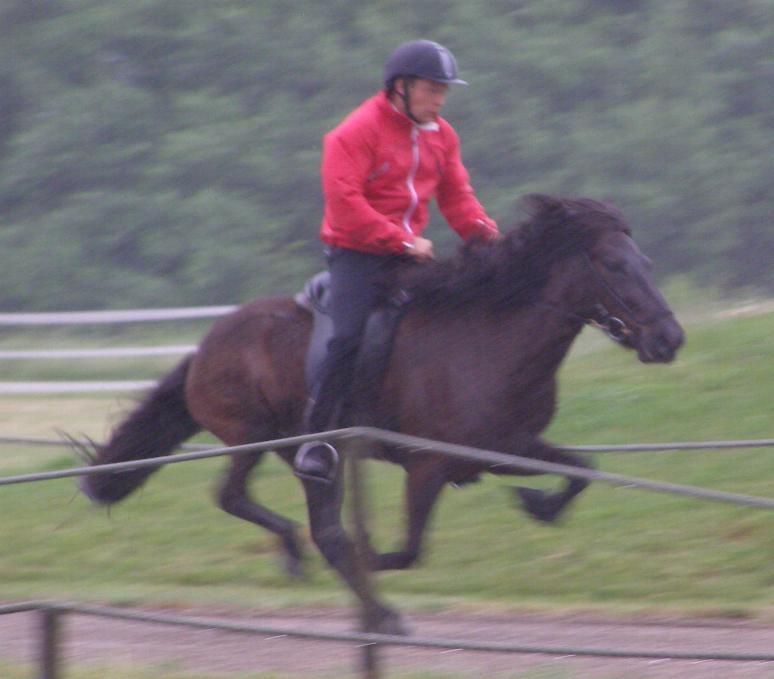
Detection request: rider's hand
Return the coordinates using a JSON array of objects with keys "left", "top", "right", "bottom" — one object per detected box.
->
[
  {"left": 406, "top": 236, "right": 434, "bottom": 260},
  {"left": 476, "top": 218, "right": 501, "bottom": 241}
]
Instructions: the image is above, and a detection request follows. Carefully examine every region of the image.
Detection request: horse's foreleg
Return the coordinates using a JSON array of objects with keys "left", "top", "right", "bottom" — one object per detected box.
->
[
  {"left": 493, "top": 439, "right": 592, "bottom": 524},
  {"left": 371, "top": 463, "right": 446, "bottom": 571},
  {"left": 217, "top": 452, "right": 305, "bottom": 578},
  {"left": 301, "top": 475, "right": 408, "bottom": 635}
]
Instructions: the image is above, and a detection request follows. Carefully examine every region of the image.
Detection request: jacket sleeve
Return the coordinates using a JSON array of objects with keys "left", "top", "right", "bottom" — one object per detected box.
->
[
  {"left": 321, "top": 127, "right": 410, "bottom": 254},
  {"left": 435, "top": 126, "right": 499, "bottom": 241}
]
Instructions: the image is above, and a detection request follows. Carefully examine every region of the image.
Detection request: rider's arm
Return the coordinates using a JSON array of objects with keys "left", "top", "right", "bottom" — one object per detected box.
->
[
  {"left": 322, "top": 128, "right": 413, "bottom": 255},
  {"left": 435, "top": 125, "right": 499, "bottom": 241}
]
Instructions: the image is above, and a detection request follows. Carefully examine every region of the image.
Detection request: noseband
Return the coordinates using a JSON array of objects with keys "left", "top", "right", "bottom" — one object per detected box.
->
[
  {"left": 536, "top": 251, "right": 673, "bottom": 343},
  {"left": 581, "top": 252, "right": 675, "bottom": 341},
  {"left": 585, "top": 304, "right": 631, "bottom": 343}
]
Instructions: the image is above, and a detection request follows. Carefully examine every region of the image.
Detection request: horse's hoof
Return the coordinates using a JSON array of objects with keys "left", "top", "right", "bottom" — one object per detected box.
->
[
  {"left": 370, "top": 608, "right": 410, "bottom": 636},
  {"left": 513, "top": 487, "right": 561, "bottom": 524},
  {"left": 371, "top": 551, "right": 414, "bottom": 571},
  {"left": 283, "top": 555, "right": 306, "bottom": 580},
  {"left": 279, "top": 532, "right": 306, "bottom": 579}
]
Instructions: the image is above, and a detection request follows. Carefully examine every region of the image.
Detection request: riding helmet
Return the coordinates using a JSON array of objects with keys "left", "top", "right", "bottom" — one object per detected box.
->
[{"left": 383, "top": 40, "right": 468, "bottom": 87}]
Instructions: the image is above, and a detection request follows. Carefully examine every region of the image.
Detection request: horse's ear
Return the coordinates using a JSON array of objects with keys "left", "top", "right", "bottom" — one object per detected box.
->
[{"left": 521, "top": 194, "right": 568, "bottom": 219}]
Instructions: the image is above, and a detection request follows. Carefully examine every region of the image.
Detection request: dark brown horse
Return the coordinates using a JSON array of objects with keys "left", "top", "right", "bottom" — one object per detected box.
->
[{"left": 79, "top": 194, "right": 684, "bottom": 634}]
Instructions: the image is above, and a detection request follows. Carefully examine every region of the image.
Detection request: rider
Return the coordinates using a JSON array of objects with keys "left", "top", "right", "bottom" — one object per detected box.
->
[{"left": 295, "top": 39, "right": 499, "bottom": 482}]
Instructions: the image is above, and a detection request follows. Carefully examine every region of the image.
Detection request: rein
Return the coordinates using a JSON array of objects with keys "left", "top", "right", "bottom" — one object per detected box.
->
[
  {"left": 533, "top": 300, "right": 628, "bottom": 343},
  {"left": 535, "top": 251, "right": 673, "bottom": 343},
  {"left": 581, "top": 252, "right": 674, "bottom": 329}
]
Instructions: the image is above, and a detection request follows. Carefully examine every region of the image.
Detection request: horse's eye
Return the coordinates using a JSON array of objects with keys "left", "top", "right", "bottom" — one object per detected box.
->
[{"left": 603, "top": 260, "right": 625, "bottom": 274}]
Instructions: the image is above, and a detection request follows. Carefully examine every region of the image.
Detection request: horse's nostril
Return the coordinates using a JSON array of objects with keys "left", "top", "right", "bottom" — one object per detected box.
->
[{"left": 657, "top": 336, "right": 678, "bottom": 361}]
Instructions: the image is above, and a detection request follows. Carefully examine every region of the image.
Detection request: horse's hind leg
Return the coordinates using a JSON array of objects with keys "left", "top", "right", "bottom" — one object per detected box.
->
[
  {"left": 217, "top": 451, "right": 305, "bottom": 577},
  {"left": 371, "top": 462, "right": 446, "bottom": 571},
  {"left": 300, "top": 474, "right": 408, "bottom": 635}
]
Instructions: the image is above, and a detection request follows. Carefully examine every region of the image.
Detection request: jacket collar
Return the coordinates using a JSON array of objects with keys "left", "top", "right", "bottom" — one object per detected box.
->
[{"left": 377, "top": 91, "right": 440, "bottom": 132}]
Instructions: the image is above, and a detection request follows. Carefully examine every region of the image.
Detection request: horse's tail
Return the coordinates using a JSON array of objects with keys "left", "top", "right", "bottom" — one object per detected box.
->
[{"left": 79, "top": 354, "right": 201, "bottom": 505}]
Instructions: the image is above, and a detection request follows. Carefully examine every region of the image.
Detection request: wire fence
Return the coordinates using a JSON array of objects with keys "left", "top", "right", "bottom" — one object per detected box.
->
[
  {"left": 3, "top": 600, "right": 774, "bottom": 679},
  {"left": 2, "top": 421, "right": 774, "bottom": 679},
  {"left": 1, "top": 306, "right": 773, "bottom": 676},
  {"left": 2, "top": 427, "right": 774, "bottom": 509},
  {"left": 3, "top": 433, "right": 774, "bottom": 455},
  {"left": 2, "top": 427, "right": 774, "bottom": 678},
  {"left": 0, "top": 436, "right": 774, "bottom": 679},
  {"left": 0, "top": 427, "right": 774, "bottom": 679}
]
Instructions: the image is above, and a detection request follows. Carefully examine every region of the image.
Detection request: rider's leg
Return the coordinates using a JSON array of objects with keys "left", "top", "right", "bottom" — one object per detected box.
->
[{"left": 295, "top": 247, "right": 395, "bottom": 482}]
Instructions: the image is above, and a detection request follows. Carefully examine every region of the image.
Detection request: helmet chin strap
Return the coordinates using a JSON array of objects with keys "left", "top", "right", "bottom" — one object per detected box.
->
[{"left": 399, "top": 77, "right": 422, "bottom": 124}]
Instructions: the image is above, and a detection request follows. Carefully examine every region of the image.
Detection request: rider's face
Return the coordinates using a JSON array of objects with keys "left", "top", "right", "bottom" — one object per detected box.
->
[{"left": 396, "top": 78, "right": 449, "bottom": 123}]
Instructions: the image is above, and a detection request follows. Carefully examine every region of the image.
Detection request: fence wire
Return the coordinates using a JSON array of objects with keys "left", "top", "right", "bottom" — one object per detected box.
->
[
  {"left": 3, "top": 434, "right": 774, "bottom": 454},
  {"left": 1, "top": 601, "right": 773, "bottom": 663},
  {"left": 2, "top": 429, "right": 774, "bottom": 675},
  {"left": 0, "top": 428, "right": 773, "bottom": 509},
  {"left": 3, "top": 306, "right": 772, "bottom": 676}
]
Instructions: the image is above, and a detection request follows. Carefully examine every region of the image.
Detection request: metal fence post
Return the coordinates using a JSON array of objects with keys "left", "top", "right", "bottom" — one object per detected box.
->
[
  {"left": 346, "top": 438, "right": 382, "bottom": 679},
  {"left": 39, "top": 606, "right": 61, "bottom": 679}
]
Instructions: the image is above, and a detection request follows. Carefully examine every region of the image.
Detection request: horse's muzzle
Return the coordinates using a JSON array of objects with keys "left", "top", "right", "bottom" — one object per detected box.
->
[{"left": 637, "top": 316, "right": 685, "bottom": 363}]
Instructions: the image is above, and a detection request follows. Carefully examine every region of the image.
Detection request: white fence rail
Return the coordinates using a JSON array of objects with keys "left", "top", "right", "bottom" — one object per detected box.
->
[
  {"left": 0, "top": 381, "right": 157, "bottom": 394},
  {"left": 0, "top": 305, "right": 220, "bottom": 393},
  {"left": 0, "top": 346, "right": 195, "bottom": 359},
  {"left": 0, "top": 306, "right": 234, "bottom": 325}
]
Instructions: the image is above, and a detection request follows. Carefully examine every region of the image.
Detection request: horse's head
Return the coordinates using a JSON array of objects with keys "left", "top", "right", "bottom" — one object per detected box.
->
[
  {"left": 526, "top": 194, "right": 685, "bottom": 363},
  {"left": 582, "top": 228, "right": 684, "bottom": 362}
]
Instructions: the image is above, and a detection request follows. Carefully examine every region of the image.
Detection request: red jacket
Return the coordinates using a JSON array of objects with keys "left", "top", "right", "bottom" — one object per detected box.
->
[{"left": 320, "top": 91, "right": 498, "bottom": 255}]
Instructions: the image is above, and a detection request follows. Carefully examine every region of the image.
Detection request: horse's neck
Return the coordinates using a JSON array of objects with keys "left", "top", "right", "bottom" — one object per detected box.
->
[
  {"left": 525, "top": 266, "right": 590, "bottom": 367},
  {"left": 444, "top": 304, "right": 583, "bottom": 379},
  {"left": 511, "top": 304, "right": 583, "bottom": 372}
]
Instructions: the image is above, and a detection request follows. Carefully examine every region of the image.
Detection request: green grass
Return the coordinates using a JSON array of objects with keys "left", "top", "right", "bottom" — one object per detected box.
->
[{"left": 0, "top": 307, "right": 773, "bottom": 676}]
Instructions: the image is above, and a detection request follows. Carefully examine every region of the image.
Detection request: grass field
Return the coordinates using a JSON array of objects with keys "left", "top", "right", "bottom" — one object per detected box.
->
[{"left": 0, "top": 302, "right": 773, "bottom": 676}]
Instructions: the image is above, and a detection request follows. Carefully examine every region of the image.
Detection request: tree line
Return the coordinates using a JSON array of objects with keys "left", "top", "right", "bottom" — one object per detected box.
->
[{"left": 0, "top": 0, "right": 771, "bottom": 310}]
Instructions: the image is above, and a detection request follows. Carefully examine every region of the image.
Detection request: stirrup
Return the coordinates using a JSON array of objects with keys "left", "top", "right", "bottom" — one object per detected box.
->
[{"left": 294, "top": 441, "right": 339, "bottom": 484}]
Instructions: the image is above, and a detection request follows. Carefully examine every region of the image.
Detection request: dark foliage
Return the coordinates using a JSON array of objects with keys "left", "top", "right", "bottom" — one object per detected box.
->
[{"left": 0, "top": 1, "right": 771, "bottom": 309}]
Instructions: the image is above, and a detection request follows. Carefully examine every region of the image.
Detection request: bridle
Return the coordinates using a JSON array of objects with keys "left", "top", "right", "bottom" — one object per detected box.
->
[{"left": 536, "top": 250, "right": 674, "bottom": 344}]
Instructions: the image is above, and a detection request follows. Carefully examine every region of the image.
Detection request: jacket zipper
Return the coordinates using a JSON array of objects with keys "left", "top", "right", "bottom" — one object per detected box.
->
[{"left": 401, "top": 126, "right": 420, "bottom": 235}]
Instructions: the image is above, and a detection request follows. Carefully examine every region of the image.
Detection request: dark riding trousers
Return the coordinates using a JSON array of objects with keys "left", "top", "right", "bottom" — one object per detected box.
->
[{"left": 304, "top": 246, "right": 404, "bottom": 433}]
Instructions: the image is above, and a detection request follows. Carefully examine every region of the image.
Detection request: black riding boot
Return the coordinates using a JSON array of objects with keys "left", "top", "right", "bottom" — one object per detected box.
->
[
  {"left": 294, "top": 247, "right": 395, "bottom": 483},
  {"left": 293, "top": 353, "right": 353, "bottom": 484}
]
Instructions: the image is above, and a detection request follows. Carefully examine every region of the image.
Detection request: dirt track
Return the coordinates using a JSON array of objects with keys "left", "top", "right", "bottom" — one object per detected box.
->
[{"left": 3, "top": 606, "right": 774, "bottom": 678}]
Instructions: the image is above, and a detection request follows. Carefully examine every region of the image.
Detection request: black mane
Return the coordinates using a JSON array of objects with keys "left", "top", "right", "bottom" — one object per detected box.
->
[{"left": 402, "top": 194, "right": 631, "bottom": 311}]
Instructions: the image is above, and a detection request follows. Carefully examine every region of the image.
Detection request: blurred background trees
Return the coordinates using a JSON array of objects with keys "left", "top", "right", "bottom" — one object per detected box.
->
[{"left": 1, "top": 0, "right": 771, "bottom": 309}]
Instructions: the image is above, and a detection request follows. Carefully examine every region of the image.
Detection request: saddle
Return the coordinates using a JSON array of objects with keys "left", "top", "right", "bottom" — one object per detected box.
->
[{"left": 294, "top": 271, "right": 407, "bottom": 423}]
